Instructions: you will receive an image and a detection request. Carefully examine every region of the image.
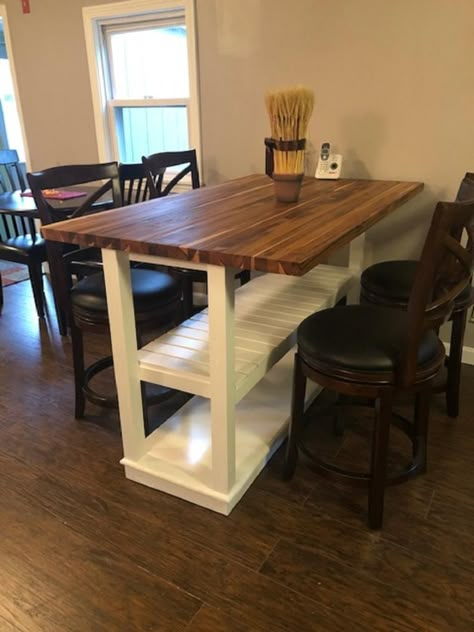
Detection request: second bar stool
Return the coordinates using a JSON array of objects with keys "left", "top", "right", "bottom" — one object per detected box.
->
[{"left": 360, "top": 172, "right": 474, "bottom": 417}]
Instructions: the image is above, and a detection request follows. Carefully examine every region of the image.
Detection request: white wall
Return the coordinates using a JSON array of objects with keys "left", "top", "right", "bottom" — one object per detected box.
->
[{"left": 5, "top": 0, "right": 474, "bottom": 343}]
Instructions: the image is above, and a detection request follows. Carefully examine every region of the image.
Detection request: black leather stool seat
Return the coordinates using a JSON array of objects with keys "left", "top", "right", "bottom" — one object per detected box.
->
[
  {"left": 71, "top": 268, "right": 181, "bottom": 313},
  {"left": 361, "top": 260, "right": 471, "bottom": 306},
  {"left": 298, "top": 305, "right": 440, "bottom": 373}
]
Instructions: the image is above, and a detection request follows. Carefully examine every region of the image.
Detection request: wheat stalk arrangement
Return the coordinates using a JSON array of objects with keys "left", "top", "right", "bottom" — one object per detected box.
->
[{"left": 265, "top": 86, "right": 314, "bottom": 174}]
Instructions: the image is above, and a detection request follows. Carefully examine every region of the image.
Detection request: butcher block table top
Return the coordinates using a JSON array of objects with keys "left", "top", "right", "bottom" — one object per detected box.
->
[{"left": 41, "top": 175, "right": 423, "bottom": 276}]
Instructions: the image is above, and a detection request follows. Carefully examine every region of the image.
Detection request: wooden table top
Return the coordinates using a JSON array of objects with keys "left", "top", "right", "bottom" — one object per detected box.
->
[{"left": 41, "top": 175, "right": 423, "bottom": 276}]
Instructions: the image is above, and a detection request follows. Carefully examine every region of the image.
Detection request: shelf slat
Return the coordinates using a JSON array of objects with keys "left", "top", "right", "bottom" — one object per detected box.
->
[{"left": 138, "top": 265, "right": 354, "bottom": 400}]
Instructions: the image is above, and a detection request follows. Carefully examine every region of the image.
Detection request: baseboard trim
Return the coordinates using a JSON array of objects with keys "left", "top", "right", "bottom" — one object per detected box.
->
[{"left": 443, "top": 343, "right": 474, "bottom": 365}]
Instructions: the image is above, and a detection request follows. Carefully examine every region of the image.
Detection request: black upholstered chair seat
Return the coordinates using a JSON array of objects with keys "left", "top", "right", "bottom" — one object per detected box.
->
[
  {"left": 361, "top": 259, "right": 471, "bottom": 305},
  {"left": 298, "top": 305, "right": 440, "bottom": 374},
  {"left": 71, "top": 268, "right": 180, "bottom": 313},
  {"left": 0, "top": 234, "right": 46, "bottom": 259}
]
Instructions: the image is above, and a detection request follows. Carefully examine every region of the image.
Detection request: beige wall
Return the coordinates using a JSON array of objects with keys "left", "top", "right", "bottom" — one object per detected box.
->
[{"left": 4, "top": 0, "right": 474, "bottom": 344}]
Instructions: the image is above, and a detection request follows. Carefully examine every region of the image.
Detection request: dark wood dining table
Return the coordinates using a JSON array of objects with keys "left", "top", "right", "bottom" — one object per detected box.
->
[
  {"left": 0, "top": 190, "right": 39, "bottom": 218},
  {"left": 0, "top": 188, "right": 113, "bottom": 220},
  {"left": 41, "top": 174, "right": 424, "bottom": 514}
]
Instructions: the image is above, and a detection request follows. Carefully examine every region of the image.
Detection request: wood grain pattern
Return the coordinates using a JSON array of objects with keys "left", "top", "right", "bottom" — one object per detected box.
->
[
  {"left": 41, "top": 175, "right": 423, "bottom": 275},
  {"left": 2, "top": 280, "right": 474, "bottom": 631}
]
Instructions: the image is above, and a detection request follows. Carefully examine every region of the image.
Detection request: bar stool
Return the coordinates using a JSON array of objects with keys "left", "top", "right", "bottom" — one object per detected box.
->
[
  {"left": 284, "top": 198, "right": 474, "bottom": 528},
  {"left": 361, "top": 260, "right": 473, "bottom": 417},
  {"left": 28, "top": 162, "right": 182, "bottom": 420},
  {"left": 360, "top": 173, "right": 474, "bottom": 417}
]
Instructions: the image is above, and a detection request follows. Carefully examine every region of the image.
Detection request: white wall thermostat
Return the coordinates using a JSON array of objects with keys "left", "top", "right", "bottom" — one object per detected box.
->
[{"left": 315, "top": 142, "right": 343, "bottom": 179}]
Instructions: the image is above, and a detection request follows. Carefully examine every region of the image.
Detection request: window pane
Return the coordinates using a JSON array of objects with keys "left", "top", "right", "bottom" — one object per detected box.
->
[
  {"left": 0, "top": 41, "right": 26, "bottom": 160},
  {"left": 114, "top": 105, "right": 188, "bottom": 163},
  {"left": 109, "top": 26, "right": 189, "bottom": 99}
]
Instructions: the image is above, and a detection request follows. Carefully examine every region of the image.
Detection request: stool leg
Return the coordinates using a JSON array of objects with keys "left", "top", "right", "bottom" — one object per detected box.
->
[
  {"left": 28, "top": 261, "right": 45, "bottom": 319},
  {"left": 446, "top": 307, "right": 468, "bottom": 418},
  {"left": 240, "top": 270, "right": 251, "bottom": 285},
  {"left": 182, "top": 276, "right": 193, "bottom": 320},
  {"left": 368, "top": 392, "right": 392, "bottom": 529},
  {"left": 414, "top": 387, "right": 431, "bottom": 474},
  {"left": 70, "top": 320, "right": 86, "bottom": 419},
  {"left": 283, "top": 353, "right": 307, "bottom": 480}
]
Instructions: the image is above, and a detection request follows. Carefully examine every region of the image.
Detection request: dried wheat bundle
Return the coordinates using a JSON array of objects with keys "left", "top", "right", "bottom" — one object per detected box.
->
[{"left": 265, "top": 86, "right": 314, "bottom": 174}]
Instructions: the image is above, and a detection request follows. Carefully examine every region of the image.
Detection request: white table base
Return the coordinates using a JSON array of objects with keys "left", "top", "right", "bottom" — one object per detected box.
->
[{"left": 102, "top": 250, "right": 355, "bottom": 514}]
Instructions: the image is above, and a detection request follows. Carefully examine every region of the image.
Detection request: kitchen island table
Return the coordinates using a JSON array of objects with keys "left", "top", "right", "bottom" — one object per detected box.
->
[{"left": 42, "top": 175, "right": 423, "bottom": 513}]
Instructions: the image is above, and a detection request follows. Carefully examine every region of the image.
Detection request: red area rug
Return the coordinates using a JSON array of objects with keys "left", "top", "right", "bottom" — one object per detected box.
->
[{"left": 0, "top": 262, "right": 29, "bottom": 287}]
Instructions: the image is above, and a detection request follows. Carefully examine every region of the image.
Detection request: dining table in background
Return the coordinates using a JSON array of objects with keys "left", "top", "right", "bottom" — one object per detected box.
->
[
  {"left": 0, "top": 187, "right": 113, "bottom": 221},
  {"left": 0, "top": 190, "right": 39, "bottom": 218},
  {"left": 41, "top": 174, "right": 424, "bottom": 514}
]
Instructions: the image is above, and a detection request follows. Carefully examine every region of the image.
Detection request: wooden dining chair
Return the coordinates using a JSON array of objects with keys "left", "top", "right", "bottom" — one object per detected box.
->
[
  {"left": 360, "top": 172, "right": 474, "bottom": 417},
  {"left": 0, "top": 149, "right": 47, "bottom": 317},
  {"left": 142, "top": 149, "right": 250, "bottom": 318},
  {"left": 28, "top": 162, "right": 182, "bottom": 420},
  {"left": 284, "top": 197, "right": 474, "bottom": 528},
  {"left": 119, "top": 162, "right": 150, "bottom": 205}
]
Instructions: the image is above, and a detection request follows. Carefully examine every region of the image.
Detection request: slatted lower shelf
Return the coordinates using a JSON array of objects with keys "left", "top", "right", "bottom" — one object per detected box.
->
[
  {"left": 138, "top": 265, "right": 354, "bottom": 401},
  {"left": 122, "top": 348, "right": 321, "bottom": 514}
]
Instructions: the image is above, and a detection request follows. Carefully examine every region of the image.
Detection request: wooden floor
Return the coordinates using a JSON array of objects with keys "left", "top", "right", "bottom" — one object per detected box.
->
[{"left": 1, "top": 278, "right": 474, "bottom": 632}]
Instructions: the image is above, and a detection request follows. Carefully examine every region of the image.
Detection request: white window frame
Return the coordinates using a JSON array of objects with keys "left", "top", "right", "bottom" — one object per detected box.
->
[
  {"left": 0, "top": 4, "right": 30, "bottom": 167},
  {"left": 82, "top": 0, "right": 201, "bottom": 169}
]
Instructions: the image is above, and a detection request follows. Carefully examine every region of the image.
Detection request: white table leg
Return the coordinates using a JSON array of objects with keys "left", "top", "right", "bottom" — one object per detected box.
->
[
  {"left": 102, "top": 248, "right": 146, "bottom": 462},
  {"left": 207, "top": 265, "right": 236, "bottom": 493},
  {"left": 347, "top": 233, "right": 372, "bottom": 303}
]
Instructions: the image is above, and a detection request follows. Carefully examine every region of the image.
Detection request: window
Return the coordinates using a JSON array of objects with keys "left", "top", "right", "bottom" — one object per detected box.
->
[
  {"left": 83, "top": 0, "right": 200, "bottom": 168},
  {"left": 0, "top": 13, "right": 26, "bottom": 161}
]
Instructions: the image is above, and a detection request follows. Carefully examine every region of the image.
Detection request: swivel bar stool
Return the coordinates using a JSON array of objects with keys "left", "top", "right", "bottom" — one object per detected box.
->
[
  {"left": 284, "top": 198, "right": 474, "bottom": 528},
  {"left": 360, "top": 172, "right": 474, "bottom": 417}
]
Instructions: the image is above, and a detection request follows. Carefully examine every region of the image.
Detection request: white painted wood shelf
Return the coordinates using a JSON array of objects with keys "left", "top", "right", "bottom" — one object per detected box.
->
[
  {"left": 138, "top": 265, "right": 354, "bottom": 402},
  {"left": 115, "top": 264, "right": 355, "bottom": 515}
]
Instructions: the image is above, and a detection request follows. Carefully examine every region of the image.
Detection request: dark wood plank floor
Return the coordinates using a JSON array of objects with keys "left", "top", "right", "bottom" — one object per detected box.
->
[{"left": 1, "top": 277, "right": 474, "bottom": 631}]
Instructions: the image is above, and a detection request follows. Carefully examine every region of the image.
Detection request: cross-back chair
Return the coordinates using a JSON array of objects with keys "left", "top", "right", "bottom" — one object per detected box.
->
[
  {"left": 360, "top": 172, "right": 474, "bottom": 417},
  {"left": 0, "top": 149, "right": 47, "bottom": 316},
  {"left": 30, "top": 162, "right": 119, "bottom": 334},
  {"left": 142, "top": 149, "right": 250, "bottom": 318},
  {"left": 141, "top": 149, "right": 200, "bottom": 198},
  {"left": 119, "top": 162, "right": 150, "bottom": 205},
  {"left": 284, "top": 197, "right": 474, "bottom": 528},
  {"left": 28, "top": 162, "right": 181, "bottom": 420}
]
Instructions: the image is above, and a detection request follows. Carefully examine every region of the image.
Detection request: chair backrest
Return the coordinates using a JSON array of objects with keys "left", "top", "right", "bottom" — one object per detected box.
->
[
  {"left": 119, "top": 162, "right": 150, "bottom": 205},
  {"left": 0, "top": 149, "right": 27, "bottom": 192},
  {"left": 0, "top": 149, "right": 35, "bottom": 241},
  {"left": 400, "top": 198, "right": 474, "bottom": 385},
  {"left": 27, "top": 163, "right": 123, "bottom": 320},
  {"left": 141, "top": 149, "right": 200, "bottom": 198},
  {"left": 455, "top": 172, "right": 474, "bottom": 202},
  {"left": 27, "top": 162, "right": 122, "bottom": 226}
]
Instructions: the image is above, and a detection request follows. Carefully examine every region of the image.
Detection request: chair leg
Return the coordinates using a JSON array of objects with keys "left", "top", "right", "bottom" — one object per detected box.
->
[
  {"left": 368, "top": 392, "right": 392, "bottom": 529},
  {"left": 70, "top": 320, "right": 86, "bottom": 419},
  {"left": 0, "top": 273, "right": 3, "bottom": 312},
  {"left": 240, "top": 270, "right": 251, "bottom": 285},
  {"left": 446, "top": 307, "right": 468, "bottom": 418},
  {"left": 28, "top": 261, "right": 45, "bottom": 318},
  {"left": 414, "top": 387, "right": 431, "bottom": 474},
  {"left": 56, "top": 304, "right": 68, "bottom": 336},
  {"left": 181, "top": 276, "right": 194, "bottom": 320},
  {"left": 283, "top": 353, "right": 307, "bottom": 480},
  {"left": 141, "top": 381, "right": 152, "bottom": 436}
]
